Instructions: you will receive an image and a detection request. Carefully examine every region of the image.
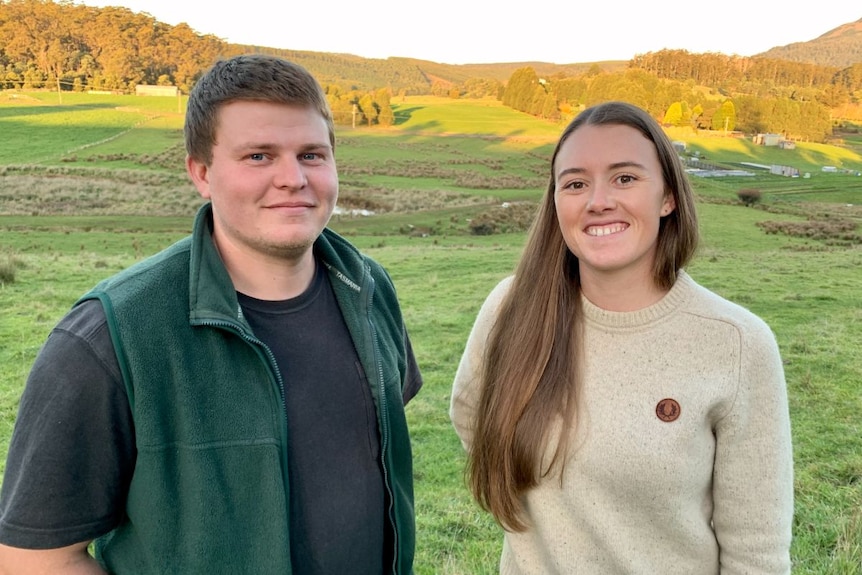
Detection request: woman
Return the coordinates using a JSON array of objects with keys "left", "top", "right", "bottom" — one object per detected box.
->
[{"left": 450, "top": 101, "right": 793, "bottom": 574}]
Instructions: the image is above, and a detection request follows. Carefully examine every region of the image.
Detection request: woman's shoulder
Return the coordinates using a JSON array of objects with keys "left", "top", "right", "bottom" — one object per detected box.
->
[
  {"left": 681, "top": 272, "right": 777, "bottom": 342},
  {"left": 479, "top": 274, "right": 515, "bottom": 310},
  {"left": 487, "top": 275, "right": 515, "bottom": 302}
]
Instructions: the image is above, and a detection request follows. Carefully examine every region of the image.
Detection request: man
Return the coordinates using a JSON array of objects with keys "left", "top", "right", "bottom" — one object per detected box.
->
[{"left": 0, "top": 54, "right": 421, "bottom": 574}]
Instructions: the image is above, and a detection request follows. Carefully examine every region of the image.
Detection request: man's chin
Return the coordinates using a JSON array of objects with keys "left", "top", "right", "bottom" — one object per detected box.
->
[{"left": 260, "top": 236, "right": 317, "bottom": 261}]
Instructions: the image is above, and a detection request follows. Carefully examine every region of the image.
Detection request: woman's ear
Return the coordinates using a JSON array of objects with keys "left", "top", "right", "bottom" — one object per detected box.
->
[{"left": 661, "top": 193, "right": 676, "bottom": 216}]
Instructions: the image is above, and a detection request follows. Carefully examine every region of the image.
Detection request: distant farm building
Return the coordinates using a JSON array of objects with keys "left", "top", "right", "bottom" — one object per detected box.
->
[
  {"left": 135, "top": 84, "right": 178, "bottom": 97},
  {"left": 753, "top": 133, "right": 782, "bottom": 146},
  {"left": 672, "top": 141, "right": 687, "bottom": 153},
  {"left": 778, "top": 140, "right": 796, "bottom": 150},
  {"left": 770, "top": 165, "right": 800, "bottom": 177}
]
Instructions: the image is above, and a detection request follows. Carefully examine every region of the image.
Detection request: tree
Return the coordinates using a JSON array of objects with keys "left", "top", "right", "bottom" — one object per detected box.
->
[
  {"left": 712, "top": 100, "right": 736, "bottom": 131},
  {"left": 663, "top": 102, "right": 683, "bottom": 126},
  {"left": 358, "top": 93, "right": 376, "bottom": 126},
  {"left": 375, "top": 89, "right": 394, "bottom": 126},
  {"left": 327, "top": 92, "right": 354, "bottom": 126},
  {"left": 550, "top": 77, "right": 587, "bottom": 107},
  {"left": 0, "top": 0, "right": 82, "bottom": 89},
  {"left": 541, "top": 94, "right": 559, "bottom": 120},
  {"left": 502, "top": 67, "right": 538, "bottom": 113}
]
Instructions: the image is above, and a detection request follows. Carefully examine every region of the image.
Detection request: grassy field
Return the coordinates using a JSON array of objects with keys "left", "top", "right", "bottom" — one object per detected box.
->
[{"left": 1, "top": 93, "right": 861, "bottom": 573}]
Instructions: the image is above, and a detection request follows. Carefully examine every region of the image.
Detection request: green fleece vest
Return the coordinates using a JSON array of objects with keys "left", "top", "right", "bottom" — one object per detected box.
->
[{"left": 81, "top": 205, "right": 415, "bottom": 574}]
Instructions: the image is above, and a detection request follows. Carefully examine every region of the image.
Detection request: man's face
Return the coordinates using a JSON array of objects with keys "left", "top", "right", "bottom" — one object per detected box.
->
[{"left": 187, "top": 100, "right": 338, "bottom": 265}]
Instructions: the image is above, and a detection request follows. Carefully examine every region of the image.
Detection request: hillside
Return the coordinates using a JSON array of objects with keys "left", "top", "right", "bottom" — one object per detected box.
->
[
  {"left": 758, "top": 17, "right": 862, "bottom": 67},
  {"left": 233, "top": 44, "right": 627, "bottom": 91}
]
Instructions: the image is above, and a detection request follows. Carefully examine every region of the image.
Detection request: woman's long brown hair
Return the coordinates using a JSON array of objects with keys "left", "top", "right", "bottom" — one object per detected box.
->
[{"left": 467, "top": 101, "right": 699, "bottom": 531}]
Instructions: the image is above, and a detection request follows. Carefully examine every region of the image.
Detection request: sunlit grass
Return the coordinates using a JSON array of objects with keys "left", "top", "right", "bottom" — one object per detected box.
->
[{"left": 0, "top": 92, "right": 860, "bottom": 574}]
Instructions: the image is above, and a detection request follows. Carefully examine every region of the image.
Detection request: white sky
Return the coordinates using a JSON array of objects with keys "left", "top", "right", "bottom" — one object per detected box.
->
[{"left": 75, "top": 1, "right": 861, "bottom": 65}]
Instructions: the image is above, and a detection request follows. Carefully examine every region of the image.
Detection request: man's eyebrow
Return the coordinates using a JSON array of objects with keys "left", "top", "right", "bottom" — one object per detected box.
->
[
  {"left": 235, "top": 142, "right": 332, "bottom": 152},
  {"left": 234, "top": 142, "right": 277, "bottom": 151}
]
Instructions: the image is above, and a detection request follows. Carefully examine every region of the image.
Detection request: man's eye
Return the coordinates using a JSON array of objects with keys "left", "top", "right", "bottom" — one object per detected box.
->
[
  {"left": 302, "top": 153, "right": 320, "bottom": 161},
  {"left": 249, "top": 153, "right": 265, "bottom": 161}
]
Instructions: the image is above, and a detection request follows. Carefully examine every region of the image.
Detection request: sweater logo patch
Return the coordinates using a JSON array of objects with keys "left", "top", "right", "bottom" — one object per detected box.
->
[{"left": 655, "top": 398, "right": 681, "bottom": 422}]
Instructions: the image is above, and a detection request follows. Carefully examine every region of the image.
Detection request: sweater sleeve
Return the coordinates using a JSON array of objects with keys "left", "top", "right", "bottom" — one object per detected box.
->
[
  {"left": 712, "top": 316, "right": 793, "bottom": 574},
  {"left": 450, "top": 277, "right": 513, "bottom": 452}
]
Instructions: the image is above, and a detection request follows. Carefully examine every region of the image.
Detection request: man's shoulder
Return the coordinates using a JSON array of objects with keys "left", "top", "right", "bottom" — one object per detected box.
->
[
  {"left": 317, "top": 227, "right": 363, "bottom": 257},
  {"left": 89, "top": 236, "right": 193, "bottom": 293},
  {"left": 316, "top": 228, "right": 391, "bottom": 280}
]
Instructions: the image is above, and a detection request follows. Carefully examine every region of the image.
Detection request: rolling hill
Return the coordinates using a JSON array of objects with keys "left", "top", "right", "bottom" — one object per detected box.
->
[{"left": 758, "top": 17, "right": 862, "bottom": 67}]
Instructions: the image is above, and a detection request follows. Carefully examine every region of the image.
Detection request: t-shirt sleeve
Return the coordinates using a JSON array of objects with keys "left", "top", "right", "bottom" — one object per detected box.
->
[{"left": 0, "top": 300, "right": 136, "bottom": 549}]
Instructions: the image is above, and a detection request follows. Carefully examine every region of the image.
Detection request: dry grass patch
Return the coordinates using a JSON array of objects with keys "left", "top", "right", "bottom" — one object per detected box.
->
[
  {"left": 0, "top": 165, "right": 201, "bottom": 217},
  {"left": 339, "top": 160, "right": 545, "bottom": 190},
  {"left": 757, "top": 217, "right": 860, "bottom": 245},
  {"left": 338, "top": 186, "right": 493, "bottom": 214}
]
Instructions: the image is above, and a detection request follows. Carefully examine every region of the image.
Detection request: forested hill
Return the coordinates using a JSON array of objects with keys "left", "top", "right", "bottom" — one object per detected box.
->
[
  {"left": 0, "top": 0, "right": 626, "bottom": 94},
  {"left": 0, "top": 0, "right": 858, "bottom": 99},
  {"left": 758, "top": 18, "right": 862, "bottom": 68},
  {"left": 236, "top": 45, "right": 625, "bottom": 93}
]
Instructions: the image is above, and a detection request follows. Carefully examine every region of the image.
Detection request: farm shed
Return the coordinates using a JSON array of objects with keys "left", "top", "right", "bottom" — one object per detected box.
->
[
  {"left": 753, "top": 133, "right": 782, "bottom": 146},
  {"left": 135, "top": 84, "right": 178, "bottom": 97},
  {"left": 770, "top": 165, "right": 800, "bottom": 177}
]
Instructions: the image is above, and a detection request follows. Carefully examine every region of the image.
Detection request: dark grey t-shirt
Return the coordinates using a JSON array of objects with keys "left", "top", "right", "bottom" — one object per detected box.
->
[{"left": 0, "top": 262, "right": 421, "bottom": 574}]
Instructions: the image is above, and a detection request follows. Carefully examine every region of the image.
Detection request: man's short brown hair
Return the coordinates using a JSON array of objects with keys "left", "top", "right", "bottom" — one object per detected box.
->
[{"left": 184, "top": 54, "right": 335, "bottom": 164}]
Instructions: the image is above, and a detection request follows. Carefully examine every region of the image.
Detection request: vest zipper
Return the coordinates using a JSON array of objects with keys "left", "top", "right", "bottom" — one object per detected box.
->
[
  {"left": 195, "top": 318, "right": 291, "bottom": 508},
  {"left": 364, "top": 274, "right": 399, "bottom": 573}
]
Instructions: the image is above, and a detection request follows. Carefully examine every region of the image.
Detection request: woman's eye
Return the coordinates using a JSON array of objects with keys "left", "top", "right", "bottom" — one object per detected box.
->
[{"left": 618, "top": 174, "right": 635, "bottom": 184}]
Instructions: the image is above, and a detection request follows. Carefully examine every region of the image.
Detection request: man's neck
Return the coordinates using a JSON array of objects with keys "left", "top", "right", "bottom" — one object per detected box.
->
[{"left": 215, "top": 239, "right": 317, "bottom": 301}]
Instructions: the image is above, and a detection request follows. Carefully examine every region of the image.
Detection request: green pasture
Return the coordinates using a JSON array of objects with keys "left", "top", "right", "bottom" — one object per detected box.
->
[
  {"left": 1, "top": 93, "right": 861, "bottom": 573},
  {"left": 392, "top": 96, "right": 564, "bottom": 141},
  {"left": 665, "top": 125, "right": 862, "bottom": 175}
]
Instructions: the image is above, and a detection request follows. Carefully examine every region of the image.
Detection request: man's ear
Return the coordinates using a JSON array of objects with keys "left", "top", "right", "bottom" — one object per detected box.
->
[{"left": 186, "top": 155, "right": 212, "bottom": 199}]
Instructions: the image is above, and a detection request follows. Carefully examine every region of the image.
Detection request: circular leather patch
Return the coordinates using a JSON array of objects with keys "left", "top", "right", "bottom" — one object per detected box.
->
[{"left": 656, "top": 398, "right": 681, "bottom": 422}]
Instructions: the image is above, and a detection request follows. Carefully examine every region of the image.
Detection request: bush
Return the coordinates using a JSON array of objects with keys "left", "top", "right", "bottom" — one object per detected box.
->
[
  {"left": 0, "top": 256, "right": 20, "bottom": 285},
  {"left": 468, "top": 202, "right": 538, "bottom": 236},
  {"left": 737, "top": 188, "right": 762, "bottom": 207}
]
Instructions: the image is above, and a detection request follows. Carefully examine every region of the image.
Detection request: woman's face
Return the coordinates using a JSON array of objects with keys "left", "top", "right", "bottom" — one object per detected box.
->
[{"left": 553, "top": 123, "right": 675, "bottom": 289}]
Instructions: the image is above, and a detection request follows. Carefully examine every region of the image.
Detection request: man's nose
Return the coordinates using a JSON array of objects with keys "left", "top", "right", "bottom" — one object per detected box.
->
[{"left": 274, "top": 157, "right": 306, "bottom": 189}]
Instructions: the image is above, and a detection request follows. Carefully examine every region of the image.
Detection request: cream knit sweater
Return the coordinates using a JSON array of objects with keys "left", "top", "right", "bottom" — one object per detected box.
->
[{"left": 450, "top": 271, "right": 793, "bottom": 575}]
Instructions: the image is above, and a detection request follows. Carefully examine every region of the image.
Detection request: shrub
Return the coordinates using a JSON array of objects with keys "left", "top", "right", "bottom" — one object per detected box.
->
[
  {"left": 468, "top": 202, "right": 538, "bottom": 236},
  {"left": 737, "top": 188, "right": 762, "bottom": 207},
  {"left": 0, "top": 255, "right": 21, "bottom": 285}
]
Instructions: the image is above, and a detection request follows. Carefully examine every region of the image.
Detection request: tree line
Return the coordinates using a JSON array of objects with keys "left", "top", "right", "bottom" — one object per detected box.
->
[
  {"left": 0, "top": 0, "right": 224, "bottom": 93},
  {"left": 0, "top": 0, "right": 399, "bottom": 127},
  {"left": 2, "top": 0, "right": 860, "bottom": 138},
  {"left": 498, "top": 48, "right": 862, "bottom": 142}
]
